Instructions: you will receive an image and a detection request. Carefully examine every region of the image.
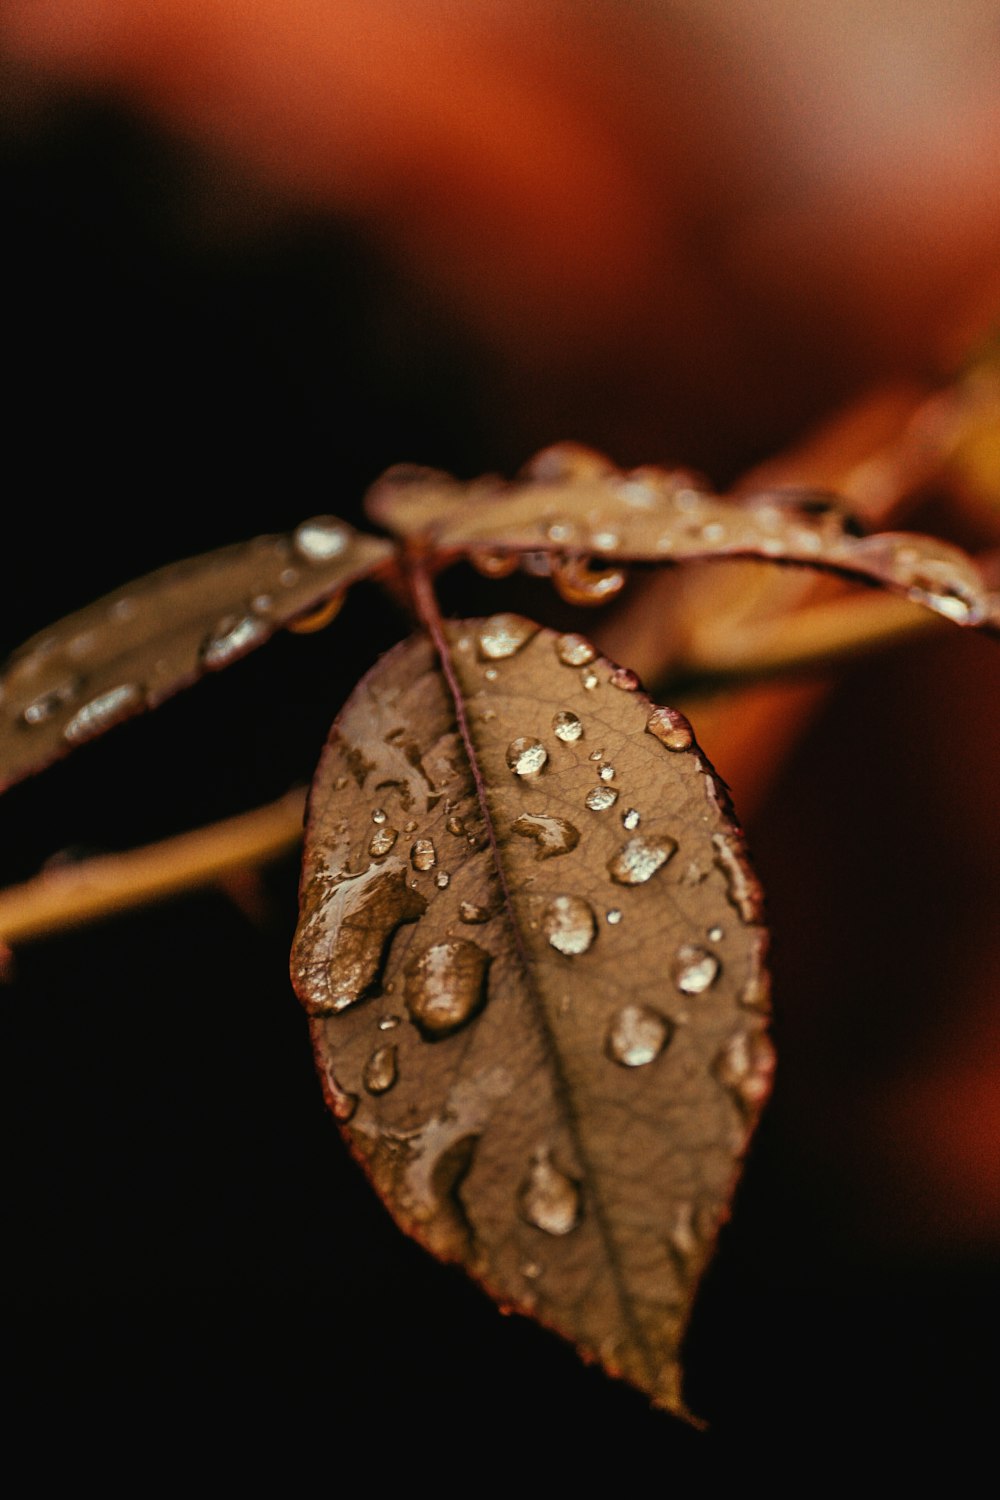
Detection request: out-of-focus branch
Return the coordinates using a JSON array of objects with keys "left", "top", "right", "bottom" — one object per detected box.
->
[{"left": 0, "top": 787, "right": 306, "bottom": 948}]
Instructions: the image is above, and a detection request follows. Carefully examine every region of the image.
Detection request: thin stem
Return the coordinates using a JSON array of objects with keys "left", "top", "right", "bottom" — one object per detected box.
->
[
  {"left": 679, "top": 587, "right": 942, "bottom": 681},
  {"left": 0, "top": 787, "right": 307, "bottom": 947}
]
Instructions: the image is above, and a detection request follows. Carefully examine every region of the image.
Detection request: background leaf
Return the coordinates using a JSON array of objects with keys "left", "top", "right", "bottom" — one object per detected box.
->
[
  {"left": 367, "top": 446, "right": 1000, "bottom": 633},
  {"left": 292, "top": 615, "right": 773, "bottom": 1417},
  {"left": 0, "top": 518, "right": 393, "bottom": 793}
]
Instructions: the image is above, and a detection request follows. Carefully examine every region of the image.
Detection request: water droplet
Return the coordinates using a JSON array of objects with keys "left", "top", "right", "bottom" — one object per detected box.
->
[
  {"left": 669, "top": 1201, "right": 699, "bottom": 1263},
  {"left": 605, "top": 1004, "right": 674, "bottom": 1067},
  {"left": 293, "top": 516, "right": 352, "bottom": 562},
  {"left": 481, "top": 709, "right": 497, "bottom": 722},
  {"left": 369, "top": 826, "right": 398, "bottom": 857},
  {"left": 850, "top": 534, "right": 985, "bottom": 624},
  {"left": 404, "top": 940, "right": 491, "bottom": 1039},
  {"left": 63, "top": 684, "right": 142, "bottom": 745},
  {"left": 519, "top": 1148, "right": 581, "bottom": 1236},
  {"left": 552, "top": 557, "right": 627, "bottom": 607},
  {"left": 545, "top": 518, "right": 577, "bottom": 544},
  {"left": 21, "top": 679, "right": 78, "bottom": 726},
  {"left": 713, "top": 1029, "right": 775, "bottom": 1111},
  {"left": 251, "top": 593, "right": 273, "bottom": 616},
  {"left": 581, "top": 669, "right": 599, "bottom": 691},
  {"left": 506, "top": 737, "right": 548, "bottom": 778},
  {"left": 646, "top": 706, "right": 694, "bottom": 751},
  {"left": 320, "top": 1061, "right": 358, "bottom": 1122},
  {"left": 712, "top": 833, "right": 765, "bottom": 924},
  {"left": 608, "top": 834, "right": 677, "bottom": 885},
  {"left": 378, "top": 1014, "right": 401, "bottom": 1031},
  {"left": 622, "top": 808, "right": 640, "bottom": 830},
  {"left": 302, "top": 863, "right": 426, "bottom": 1015},
  {"left": 541, "top": 895, "right": 596, "bottom": 956},
  {"left": 410, "top": 838, "right": 437, "bottom": 872},
  {"left": 477, "top": 613, "right": 536, "bottom": 660},
  {"left": 372, "top": 809, "right": 387, "bottom": 824},
  {"left": 521, "top": 1260, "right": 543, "bottom": 1279},
  {"left": 484, "top": 667, "right": 498, "bottom": 682},
  {"left": 552, "top": 710, "right": 583, "bottom": 743},
  {"left": 708, "top": 924, "right": 723, "bottom": 942},
  {"left": 280, "top": 566, "right": 300, "bottom": 588},
  {"left": 585, "top": 786, "right": 618, "bottom": 811},
  {"left": 589, "top": 749, "right": 604, "bottom": 761},
  {"left": 435, "top": 871, "right": 450, "bottom": 889},
  {"left": 591, "top": 529, "right": 621, "bottom": 551},
  {"left": 512, "top": 813, "right": 580, "bottom": 860},
  {"left": 470, "top": 550, "right": 519, "bottom": 579},
  {"left": 109, "top": 597, "right": 137, "bottom": 622},
  {"left": 609, "top": 666, "right": 640, "bottom": 691},
  {"left": 598, "top": 763, "right": 615, "bottom": 782},
  {"left": 606, "top": 908, "right": 623, "bottom": 924},
  {"left": 404, "top": 820, "right": 417, "bottom": 832},
  {"left": 672, "top": 944, "right": 720, "bottom": 994},
  {"left": 363, "top": 1044, "right": 398, "bottom": 1095},
  {"left": 201, "top": 614, "right": 269, "bottom": 669},
  {"left": 459, "top": 901, "right": 491, "bottom": 924},
  {"left": 446, "top": 814, "right": 465, "bottom": 836},
  {"left": 555, "top": 633, "right": 596, "bottom": 667}
]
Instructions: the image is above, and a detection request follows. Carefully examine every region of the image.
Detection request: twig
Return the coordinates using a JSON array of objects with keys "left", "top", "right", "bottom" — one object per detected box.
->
[{"left": 0, "top": 787, "right": 307, "bottom": 947}]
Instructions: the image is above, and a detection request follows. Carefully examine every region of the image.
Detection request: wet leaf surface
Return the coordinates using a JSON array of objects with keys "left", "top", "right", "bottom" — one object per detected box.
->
[
  {"left": 292, "top": 615, "right": 773, "bottom": 1417},
  {"left": 0, "top": 518, "right": 393, "bottom": 793},
  {"left": 367, "top": 445, "right": 1000, "bottom": 632}
]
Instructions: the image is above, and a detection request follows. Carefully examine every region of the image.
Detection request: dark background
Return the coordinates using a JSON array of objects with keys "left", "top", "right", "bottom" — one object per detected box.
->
[{"left": 2, "top": 86, "right": 999, "bottom": 1472}]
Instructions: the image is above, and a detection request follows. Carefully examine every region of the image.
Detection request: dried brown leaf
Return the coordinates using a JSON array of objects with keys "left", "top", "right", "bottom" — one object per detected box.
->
[
  {"left": 0, "top": 517, "right": 393, "bottom": 793},
  {"left": 367, "top": 445, "right": 1000, "bottom": 633},
  {"left": 291, "top": 615, "right": 773, "bottom": 1419}
]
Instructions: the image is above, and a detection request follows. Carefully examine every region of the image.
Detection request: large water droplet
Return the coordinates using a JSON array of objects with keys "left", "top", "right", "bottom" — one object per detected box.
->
[
  {"left": 369, "top": 826, "right": 398, "bottom": 857},
  {"left": 542, "top": 895, "right": 596, "bottom": 955},
  {"left": 63, "top": 684, "right": 142, "bottom": 745},
  {"left": 608, "top": 835, "right": 677, "bottom": 884},
  {"left": 506, "top": 737, "right": 548, "bottom": 778},
  {"left": 585, "top": 786, "right": 618, "bottom": 812},
  {"left": 293, "top": 516, "right": 352, "bottom": 562},
  {"left": 713, "top": 1029, "right": 775, "bottom": 1111},
  {"left": 552, "top": 710, "right": 583, "bottom": 743},
  {"left": 363, "top": 1044, "right": 398, "bottom": 1095},
  {"left": 605, "top": 1004, "right": 674, "bottom": 1067},
  {"left": 646, "top": 706, "right": 694, "bottom": 751},
  {"left": 410, "top": 838, "right": 437, "bottom": 872},
  {"left": 555, "top": 633, "right": 596, "bottom": 667},
  {"left": 459, "top": 900, "right": 491, "bottom": 924},
  {"left": 512, "top": 813, "right": 580, "bottom": 860},
  {"left": 477, "top": 613, "right": 536, "bottom": 660},
  {"left": 301, "top": 863, "right": 426, "bottom": 1015},
  {"left": 21, "top": 679, "right": 78, "bottom": 726},
  {"left": 201, "top": 614, "right": 269, "bottom": 669},
  {"left": 519, "top": 1148, "right": 582, "bottom": 1236},
  {"left": 673, "top": 944, "right": 720, "bottom": 994},
  {"left": 404, "top": 940, "right": 491, "bottom": 1039}
]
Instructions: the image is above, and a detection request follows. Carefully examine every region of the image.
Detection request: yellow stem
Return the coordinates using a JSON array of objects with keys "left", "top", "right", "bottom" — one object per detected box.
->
[{"left": 0, "top": 787, "right": 307, "bottom": 946}]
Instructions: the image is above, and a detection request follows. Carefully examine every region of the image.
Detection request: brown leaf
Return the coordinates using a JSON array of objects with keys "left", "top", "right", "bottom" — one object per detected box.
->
[
  {"left": 0, "top": 517, "right": 393, "bottom": 793},
  {"left": 366, "top": 444, "right": 1000, "bottom": 633},
  {"left": 291, "top": 614, "right": 773, "bottom": 1419}
]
